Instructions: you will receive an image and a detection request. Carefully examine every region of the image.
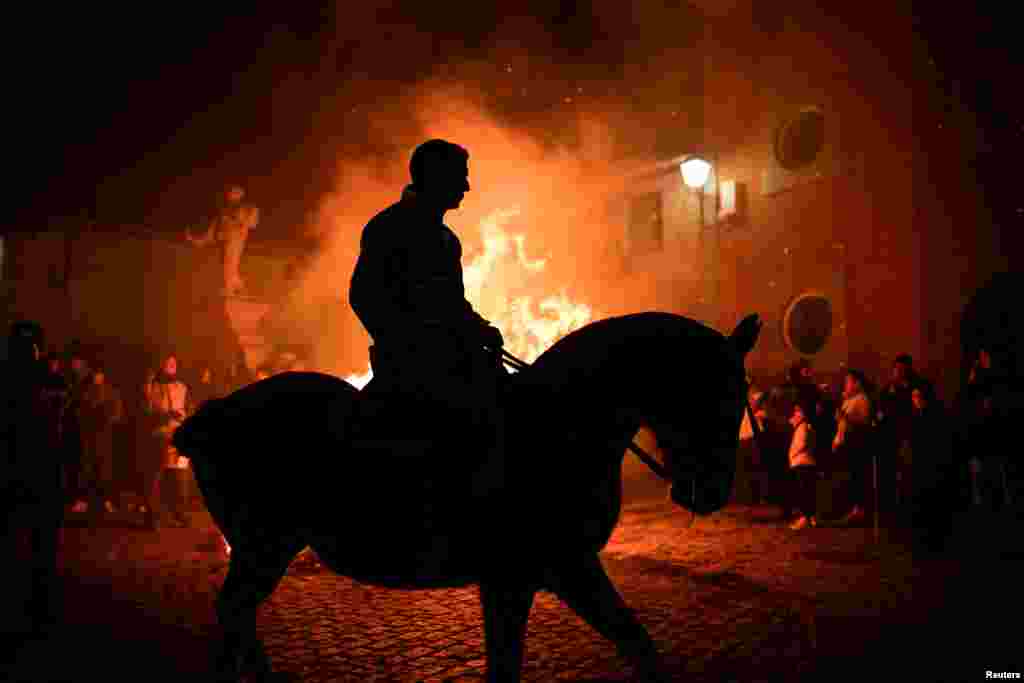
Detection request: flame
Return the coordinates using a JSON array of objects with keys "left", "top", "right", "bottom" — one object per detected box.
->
[
  {"left": 346, "top": 366, "right": 373, "bottom": 390},
  {"left": 345, "top": 206, "right": 593, "bottom": 384}
]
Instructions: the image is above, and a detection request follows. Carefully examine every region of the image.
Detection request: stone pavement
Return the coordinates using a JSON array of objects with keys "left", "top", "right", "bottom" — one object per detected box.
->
[{"left": 3, "top": 489, "right": 1023, "bottom": 682}]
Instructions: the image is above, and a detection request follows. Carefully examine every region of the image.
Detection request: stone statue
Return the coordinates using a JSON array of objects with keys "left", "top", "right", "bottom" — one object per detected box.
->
[{"left": 186, "top": 185, "right": 260, "bottom": 297}]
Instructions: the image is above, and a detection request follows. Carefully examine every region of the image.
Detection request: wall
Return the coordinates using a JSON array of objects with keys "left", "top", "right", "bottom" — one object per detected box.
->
[
  {"left": 610, "top": 4, "right": 1000, "bottom": 399},
  {"left": 4, "top": 227, "right": 249, "bottom": 386}
]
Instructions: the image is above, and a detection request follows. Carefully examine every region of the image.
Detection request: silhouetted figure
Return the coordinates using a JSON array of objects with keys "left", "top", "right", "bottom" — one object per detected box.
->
[
  {"left": 349, "top": 139, "right": 507, "bottom": 506},
  {"left": 1, "top": 321, "right": 66, "bottom": 634},
  {"left": 78, "top": 365, "right": 124, "bottom": 520},
  {"left": 834, "top": 368, "right": 874, "bottom": 525},
  {"left": 63, "top": 348, "right": 89, "bottom": 511},
  {"left": 174, "top": 311, "right": 762, "bottom": 682},
  {"left": 142, "top": 354, "right": 190, "bottom": 529}
]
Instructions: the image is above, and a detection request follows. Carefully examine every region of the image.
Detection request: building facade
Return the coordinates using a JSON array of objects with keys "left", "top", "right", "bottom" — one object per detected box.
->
[
  {"left": 0, "top": 223, "right": 329, "bottom": 385},
  {"left": 609, "top": 3, "right": 1002, "bottom": 398}
]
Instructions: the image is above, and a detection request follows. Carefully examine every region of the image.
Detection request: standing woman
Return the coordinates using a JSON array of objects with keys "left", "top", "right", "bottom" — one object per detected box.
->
[
  {"left": 142, "top": 353, "right": 190, "bottom": 529},
  {"left": 833, "top": 368, "right": 875, "bottom": 525}
]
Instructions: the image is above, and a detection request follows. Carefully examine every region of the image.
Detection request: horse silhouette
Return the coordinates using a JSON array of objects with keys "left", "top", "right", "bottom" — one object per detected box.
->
[{"left": 173, "top": 312, "right": 762, "bottom": 682}]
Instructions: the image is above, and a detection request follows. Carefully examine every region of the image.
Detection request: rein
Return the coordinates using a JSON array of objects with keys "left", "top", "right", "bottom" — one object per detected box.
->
[
  {"left": 500, "top": 348, "right": 768, "bottom": 482},
  {"left": 500, "top": 349, "right": 670, "bottom": 482}
]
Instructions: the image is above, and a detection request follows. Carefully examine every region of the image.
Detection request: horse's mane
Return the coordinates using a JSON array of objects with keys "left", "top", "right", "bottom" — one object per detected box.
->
[
  {"left": 506, "top": 312, "right": 737, "bottom": 419},
  {"left": 525, "top": 312, "right": 727, "bottom": 377}
]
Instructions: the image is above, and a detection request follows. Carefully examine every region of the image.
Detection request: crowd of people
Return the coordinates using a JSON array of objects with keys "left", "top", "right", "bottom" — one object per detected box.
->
[
  {"left": 739, "top": 351, "right": 1014, "bottom": 532},
  {"left": 9, "top": 328, "right": 305, "bottom": 531}
]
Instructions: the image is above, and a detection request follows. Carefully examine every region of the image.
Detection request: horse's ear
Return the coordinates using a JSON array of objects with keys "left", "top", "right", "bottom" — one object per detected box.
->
[{"left": 730, "top": 313, "right": 762, "bottom": 357}]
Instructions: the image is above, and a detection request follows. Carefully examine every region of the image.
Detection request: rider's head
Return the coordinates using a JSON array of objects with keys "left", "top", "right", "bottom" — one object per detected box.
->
[{"left": 409, "top": 139, "right": 470, "bottom": 213}]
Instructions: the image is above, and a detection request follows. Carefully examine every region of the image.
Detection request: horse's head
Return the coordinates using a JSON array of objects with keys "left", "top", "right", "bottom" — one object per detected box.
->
[{"left": 644, "top": 313, "right": 762, "bottom": 516}]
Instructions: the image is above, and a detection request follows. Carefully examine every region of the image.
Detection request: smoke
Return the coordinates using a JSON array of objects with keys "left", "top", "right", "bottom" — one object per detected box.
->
[{"left": 275, "top": 5, "right": 711, "bottom": 376}]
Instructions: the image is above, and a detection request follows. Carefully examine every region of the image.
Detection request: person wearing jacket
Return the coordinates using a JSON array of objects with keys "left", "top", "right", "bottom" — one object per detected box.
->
[
  {"left": 833, "top": 368, "right": 874, "bottom": 525},
  {"left": 1, "top": 321, "right": 66, "bottom": 633},
  {"left": 349, "top": 139, "right": 507, "bottom": 502},
  {"left": 142, "top": 353, "right": 190, "bottom": 529}
]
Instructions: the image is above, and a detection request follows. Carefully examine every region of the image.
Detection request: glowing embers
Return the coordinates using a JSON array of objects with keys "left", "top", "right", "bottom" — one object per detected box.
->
[{"left": 345, "top": 206, "right": 594, "bottom": 385}]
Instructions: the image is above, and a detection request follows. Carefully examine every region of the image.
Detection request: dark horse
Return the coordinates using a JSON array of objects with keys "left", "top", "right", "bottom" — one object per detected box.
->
[{"left": 173, "top": 312, "right": 762, "bottom": 682}]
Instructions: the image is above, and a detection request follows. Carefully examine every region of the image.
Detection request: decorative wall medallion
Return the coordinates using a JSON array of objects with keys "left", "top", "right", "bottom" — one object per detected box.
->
[{"left": 783, "top": 291, "right": 833, "bottom": 356}]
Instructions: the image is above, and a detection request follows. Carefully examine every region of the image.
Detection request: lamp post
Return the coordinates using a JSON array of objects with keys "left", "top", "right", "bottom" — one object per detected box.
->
[{"left": 680, "top": 154, "right": 720, "bottom": 327}]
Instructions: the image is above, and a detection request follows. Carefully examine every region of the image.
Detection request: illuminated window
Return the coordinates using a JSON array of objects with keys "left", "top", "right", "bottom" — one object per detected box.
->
[
  {"left": 627, "top": 192, "right": 664, "bottom": 254},
  {"left": 783, "top": 292, "right": 833, "bottom": 356}
]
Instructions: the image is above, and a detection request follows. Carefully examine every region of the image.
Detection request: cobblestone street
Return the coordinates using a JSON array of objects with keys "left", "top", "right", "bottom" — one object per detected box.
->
[{"left": 3, "top": 481, "right": 1022, "bottom": 682}]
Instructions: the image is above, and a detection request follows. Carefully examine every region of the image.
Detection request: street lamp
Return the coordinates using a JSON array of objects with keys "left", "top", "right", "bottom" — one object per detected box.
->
[
  {"left": 680, "top": 154, "right": 720, "bottom": 327},
  {"left": 679, "top": 155, "right": 712, "bottom": 190}
]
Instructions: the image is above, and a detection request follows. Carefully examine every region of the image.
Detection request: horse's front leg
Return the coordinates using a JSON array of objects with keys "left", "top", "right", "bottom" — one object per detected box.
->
[
  {"left": 213, "top": 534, "right": 303, "bottom": 682},
  {"left": 545, "top": 553, "right": 669, "bottom": 682},
  {"left": 480, "top": 579, "right": 536, "bottom": 683}
]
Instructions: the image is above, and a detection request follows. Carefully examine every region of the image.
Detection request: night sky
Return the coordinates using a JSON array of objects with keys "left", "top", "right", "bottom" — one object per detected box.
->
[{"left": 3, "top": 2, "right": 1020, "bottom": 255}]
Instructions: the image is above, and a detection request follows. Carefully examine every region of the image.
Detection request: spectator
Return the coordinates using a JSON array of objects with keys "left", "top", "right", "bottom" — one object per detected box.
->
[
  {"left": 787, "top": 401, "right": 818, "bottom": 530},
  {"left": 960, "top": 349, "right": 995, "bottom": 507},
  {"left": 64, "top": 348, "right": 90, "bottom": 513},
  {"left": 960, "top": 348, "right": 1014, "bottom": 510},
  {"left": 142, "top": 353, "right": 190, "bottom": 529},
  {"left": 192, "top": 365, "right": 219, "bottom": 412},
  {"left": 759, "top": 386, "right": 796, "bottom": 517},
  {"left": 1, "top": 321, "right": 65, "bottom": 634},
  {"left": 878, "top": 355, "right": 935, "bottom": 509},
  {"left": 77, "top": 365, "right": 124, "bottom": 520},
  {"left": 834, "top": 368, "right": 874, "bottom": 525},
  {"left": 785, "top": 359, "right": 833, "bottom": 460},
  {"left": 908, "top": 383, "right": 945, "bottom": 502},
  {"left": 736, "top": 386, "right": 766, "bottom": 504}
]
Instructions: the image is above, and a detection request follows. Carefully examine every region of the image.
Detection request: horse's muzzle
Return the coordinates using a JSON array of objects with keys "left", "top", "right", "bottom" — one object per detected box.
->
[{"left": 669, "top": 463, "right": 734, "bottom": 516}]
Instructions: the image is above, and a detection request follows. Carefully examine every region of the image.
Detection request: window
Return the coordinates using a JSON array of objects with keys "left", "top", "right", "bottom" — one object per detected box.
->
[
  {"left": 774, "top": 107, "right": 825, "bottom": 171},
  {"left": 783, "top": 292, "right": 833, "bottom": 356},
  {"left": 627, "top": 192, "right": 664, "bottom": 254}
]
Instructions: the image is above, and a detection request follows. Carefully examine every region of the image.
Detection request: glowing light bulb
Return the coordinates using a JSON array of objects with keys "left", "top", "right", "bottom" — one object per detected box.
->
[{"left": 680, "top": 156, "right": 712, "bottom": 189}]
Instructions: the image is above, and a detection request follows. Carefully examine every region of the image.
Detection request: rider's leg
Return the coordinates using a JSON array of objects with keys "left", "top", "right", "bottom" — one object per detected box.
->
[{"left": 468, "top": 365, "right": 506, "bottom": 501}]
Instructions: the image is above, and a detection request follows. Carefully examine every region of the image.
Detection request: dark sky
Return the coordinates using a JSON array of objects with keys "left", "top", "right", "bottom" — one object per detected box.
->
[{"left": 3, "top": 2, "right": 1020, "bottom": 244}]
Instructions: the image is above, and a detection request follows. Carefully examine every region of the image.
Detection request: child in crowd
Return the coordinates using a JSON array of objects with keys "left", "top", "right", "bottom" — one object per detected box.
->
[{"left": 788, "top": 401, "right": 818, "bottom": 530}]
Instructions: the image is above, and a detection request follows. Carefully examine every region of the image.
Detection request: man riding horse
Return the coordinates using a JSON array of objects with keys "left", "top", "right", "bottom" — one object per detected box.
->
[{"left": 349, "top": 139, "right": 507, "bottom": 501}]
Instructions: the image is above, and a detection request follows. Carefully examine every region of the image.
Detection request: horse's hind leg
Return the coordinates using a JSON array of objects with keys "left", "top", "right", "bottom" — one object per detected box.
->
[
  {"left": 545, "top": 553, "right": 668, "bottom": 682},
  {"left": 213, "top": 534, "right": 304, "bottom": 682}
]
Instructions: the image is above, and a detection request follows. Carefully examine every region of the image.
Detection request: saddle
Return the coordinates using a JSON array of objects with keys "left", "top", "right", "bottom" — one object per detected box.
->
[{"left": 344, "top": 346, "right": 506, "bottom": 550}]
